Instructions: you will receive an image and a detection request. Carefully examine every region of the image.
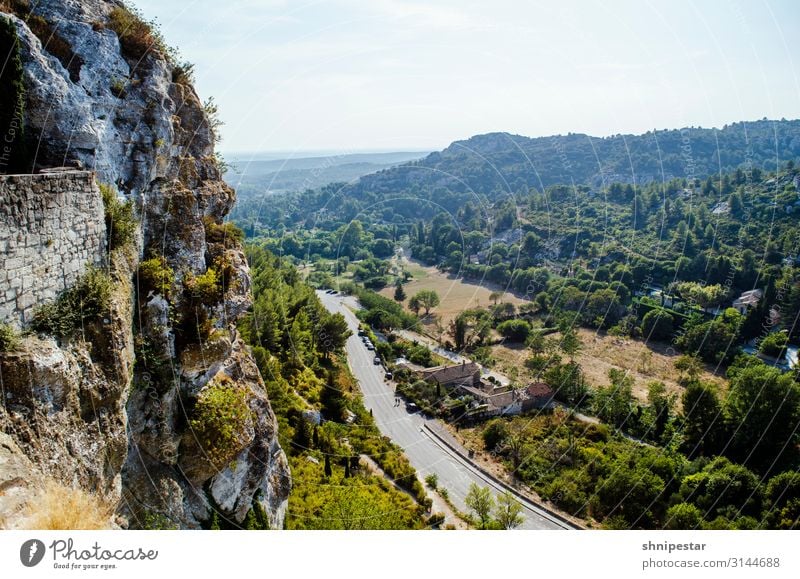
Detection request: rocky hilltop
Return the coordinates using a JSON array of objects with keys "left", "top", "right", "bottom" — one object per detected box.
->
[{"left": 0, "top": 0, "right": 290, "bottom": 529}]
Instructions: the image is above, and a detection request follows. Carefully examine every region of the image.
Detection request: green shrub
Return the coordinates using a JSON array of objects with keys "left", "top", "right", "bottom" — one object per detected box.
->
[
  {"left": 171, "top": 60, "right": 195, "bottom": 85},
  {"left": 184, "top": 266, "right": 223, "bottom": 306},
  {"left": 0, "top": 322, "right": 19, "bottom": 352},
  {"left": 100, "top": 183, "right": 136, "bottom": 250},
  {"left": 482, "top": 419, "right": 508, "bottom": 451},
  {"left": 497, "top": 318, "right": 532, "bottom": 342},
  {"left": 759, "top": 331, "right": 788, "bottom": 358},
  {"left": 138, "top": 256, "right": 174, "bottom": 298},
  {"left": 203, "top": 216, "right": 244, "bottom": 248},
  {"left": 189, "top": 376, "right": 253, "bottom": 467},
  {"left": 30, "top": 267, "right": 112, "bottom": 339}
]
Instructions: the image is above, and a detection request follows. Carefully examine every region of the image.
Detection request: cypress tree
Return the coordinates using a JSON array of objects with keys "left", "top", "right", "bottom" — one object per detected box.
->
[{"left": 324, "top": 453, "right": 332, "bottom": 477}]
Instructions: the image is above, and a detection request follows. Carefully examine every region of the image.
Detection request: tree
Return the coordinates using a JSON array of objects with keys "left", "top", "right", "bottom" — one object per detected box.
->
[
  {"left": 465, "top": 483, "right": 494, "bottom": 528},
  {"left": 680, "top": 381, "right": 726, "bottom": 456},
  {"left": 338, "top": 220, "right": 365, "bottom": 259},
  {"left": 489, "top": 291, "right": 503, "bottom": 305},
  {"left": 316, "top": 312, "right": 351, "bottom": 359},
  {"left": 676, "top": 309, "right": 742, "bottom": 364},
  {"left": 292, "top": 414, "right": 312, "bottom": 453},
  {"left": 641, "top": 310, "right": 674, "bottom": 341},
  {"left": 408, "top": 295, "right": 421, "bottom": 315},
  {"left": 393, "top": 280, "right": 407, "bottom": 302},
  {"left": 725, "top": 365, "right": 800, "bottom": 471},
  {"left": 677, "top": 457, "right": 763, "bottom": 519},
  {"left": 372, "top": 238, "right": 394, "bottom": 258},
  {"left": 497, "top": 319, "right": 532, "bottom": 342},
  {"left": 494, "top": 491, "right": 524, "bottom": 529},
  {"left": 544, "top": 361, "right": 588, "bottom": 406},
  {"left": 449, "top": 309, "right": 491, "bottom": 350},
  {"left": 674, "top": 355, "right": 702, "bottom": 384},
  {"left": 664, "top": 503, "right": 704, "bottom": 529},
  {"left": 482, "top": 419, "right": 508, "bottom": 451},
  {"left": 594, "top": 369, "right": 634, "bottom": 428},
  {"left": 582, "top": 288, "right": 624, "bottom": 328},
  {"left": 324, "top": 453, "right": 332, "bottom": 477},
  {"left": 560, "top": 327, "right": 582, "bottom": 360},
  {"left": 413, "top": 289, "right": 440, "bottom": 316},
  {"left": 593, "top": 461, "right": 664, "bottom": 527},
  {"left": 764, "top": 471, "right": 800, "bottom": 529},
  {"left": 646, "top": 381, "right": 675, "bottom": 442},
  {"left": 759, "top": 331, "right": 788, "bottom": 359}
]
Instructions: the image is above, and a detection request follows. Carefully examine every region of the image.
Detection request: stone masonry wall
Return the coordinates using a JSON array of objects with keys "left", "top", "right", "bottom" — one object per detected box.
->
[{"left": 0, "top": 171, "right": 106, "bottom": 326}]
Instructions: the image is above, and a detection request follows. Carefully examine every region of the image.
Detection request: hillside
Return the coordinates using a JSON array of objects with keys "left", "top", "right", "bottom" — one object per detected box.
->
[
  {"left": 227, "top": 151, "right": 427, "bottom": 197},
  {"left": 364, "top": 120, "right": 800, "bottom": 194}
]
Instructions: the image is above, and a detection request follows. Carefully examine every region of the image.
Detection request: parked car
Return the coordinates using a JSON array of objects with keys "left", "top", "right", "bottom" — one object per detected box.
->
[
  {"left": 384, "top": 372, "right": 393, "bottom": 380},
  {"left": 357, "top": 329, "right": 366, "bottom": 336},
  {"left": 373, "top": 356, "right": 381, "bottom": 365}
]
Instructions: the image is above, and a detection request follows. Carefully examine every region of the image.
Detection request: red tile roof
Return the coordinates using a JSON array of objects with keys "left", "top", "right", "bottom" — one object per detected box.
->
[{"left": 526, "top": 382, "right": 554, "bottom": 398}]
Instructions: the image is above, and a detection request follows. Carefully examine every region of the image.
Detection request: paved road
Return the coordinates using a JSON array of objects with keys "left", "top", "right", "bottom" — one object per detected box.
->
[{"left": 318, "top": 291, "right": 570, "bottom": 530}]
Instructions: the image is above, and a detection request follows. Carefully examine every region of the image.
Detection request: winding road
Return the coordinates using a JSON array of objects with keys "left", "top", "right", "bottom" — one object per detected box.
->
[{"left": 317, "top": 290, "right": 574, "bottom": 530}]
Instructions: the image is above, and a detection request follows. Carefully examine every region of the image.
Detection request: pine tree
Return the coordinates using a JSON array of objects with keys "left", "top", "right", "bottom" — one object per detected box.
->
[{"left": 393, "top": 280, "right": 407, "bottom": 302}]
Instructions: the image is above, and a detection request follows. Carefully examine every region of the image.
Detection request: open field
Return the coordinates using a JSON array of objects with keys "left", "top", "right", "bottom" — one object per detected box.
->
[
  {"left": 490, "top": 328, "right": 727, "bottom": 405},
  {"left": 379, "top": 260, "right": 527, "bottom": 328}
]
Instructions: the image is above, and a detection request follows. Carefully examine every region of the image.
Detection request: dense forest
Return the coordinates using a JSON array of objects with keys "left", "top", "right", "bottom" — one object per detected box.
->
[{"left": 232, "top": 118, "right": 800, "bottom": 229}]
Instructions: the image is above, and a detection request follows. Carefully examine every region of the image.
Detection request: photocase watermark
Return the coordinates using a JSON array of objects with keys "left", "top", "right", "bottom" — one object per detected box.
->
[
  {"left": 18, "top": 537, "right": 159, "bottom": 572},
  {"left": 20, "top": 539, "right": 46, "bottom": 567}
]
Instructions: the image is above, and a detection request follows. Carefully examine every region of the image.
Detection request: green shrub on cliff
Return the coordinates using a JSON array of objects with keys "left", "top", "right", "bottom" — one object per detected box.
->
[
  {"left": 0, "top": 322, "right": 19, "bottom": 352},
  {"left": 189, "top": 376, "right": 253, "bottom": 468},
  {"left": 100, "top": 183, "right": 136, "bottom": 250},
  {"left": 30, "top": 266, "right": 112, "bottom": 339},
  {"left": 137, "top": 255, "right": 175, "bottom": 298}
]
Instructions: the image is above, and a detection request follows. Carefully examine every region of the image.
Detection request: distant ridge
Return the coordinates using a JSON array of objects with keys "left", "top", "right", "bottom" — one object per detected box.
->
[{"left": 344, "top": 118, "right": 800, "bottom": 197}]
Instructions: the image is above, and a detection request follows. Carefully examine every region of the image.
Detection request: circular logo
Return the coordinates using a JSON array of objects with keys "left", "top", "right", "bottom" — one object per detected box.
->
[{"left": 20, "top": 539, "right": 46, "bottom": 567}]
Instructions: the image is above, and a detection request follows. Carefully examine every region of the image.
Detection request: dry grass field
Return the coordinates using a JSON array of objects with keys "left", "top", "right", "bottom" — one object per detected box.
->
[
  {"left": 490, "top": 328, "right": 727, "bottom": 406},
  {"left": 379, "top": 261, "right": 526, "bottom": 328}
]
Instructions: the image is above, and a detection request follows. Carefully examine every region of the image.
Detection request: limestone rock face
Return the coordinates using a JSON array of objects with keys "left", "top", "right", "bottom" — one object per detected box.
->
[{"left": 0, "top": 0, "right": 290, "bottom": 529}]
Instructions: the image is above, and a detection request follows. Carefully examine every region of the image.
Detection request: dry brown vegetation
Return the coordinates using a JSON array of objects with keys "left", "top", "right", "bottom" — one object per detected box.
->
[
  {"left": 21, "top": 481, "right": 113, "bottom": 530},
  {"left": 490, "top": 327, "right": 727, "bottom": 406},
  {"left": 380, "top": 261, "right": 526, "bottom": 328}
]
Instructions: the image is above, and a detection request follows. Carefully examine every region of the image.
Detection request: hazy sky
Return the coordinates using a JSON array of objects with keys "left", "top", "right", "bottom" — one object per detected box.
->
[{"left": 133, "top": 0, "right": 800, "bottom": 154}]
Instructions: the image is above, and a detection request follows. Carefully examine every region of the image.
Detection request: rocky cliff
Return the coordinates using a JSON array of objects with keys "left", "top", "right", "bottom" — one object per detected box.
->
[{"left": 0, "top": 0, "right": 290, "bottom": 529}]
